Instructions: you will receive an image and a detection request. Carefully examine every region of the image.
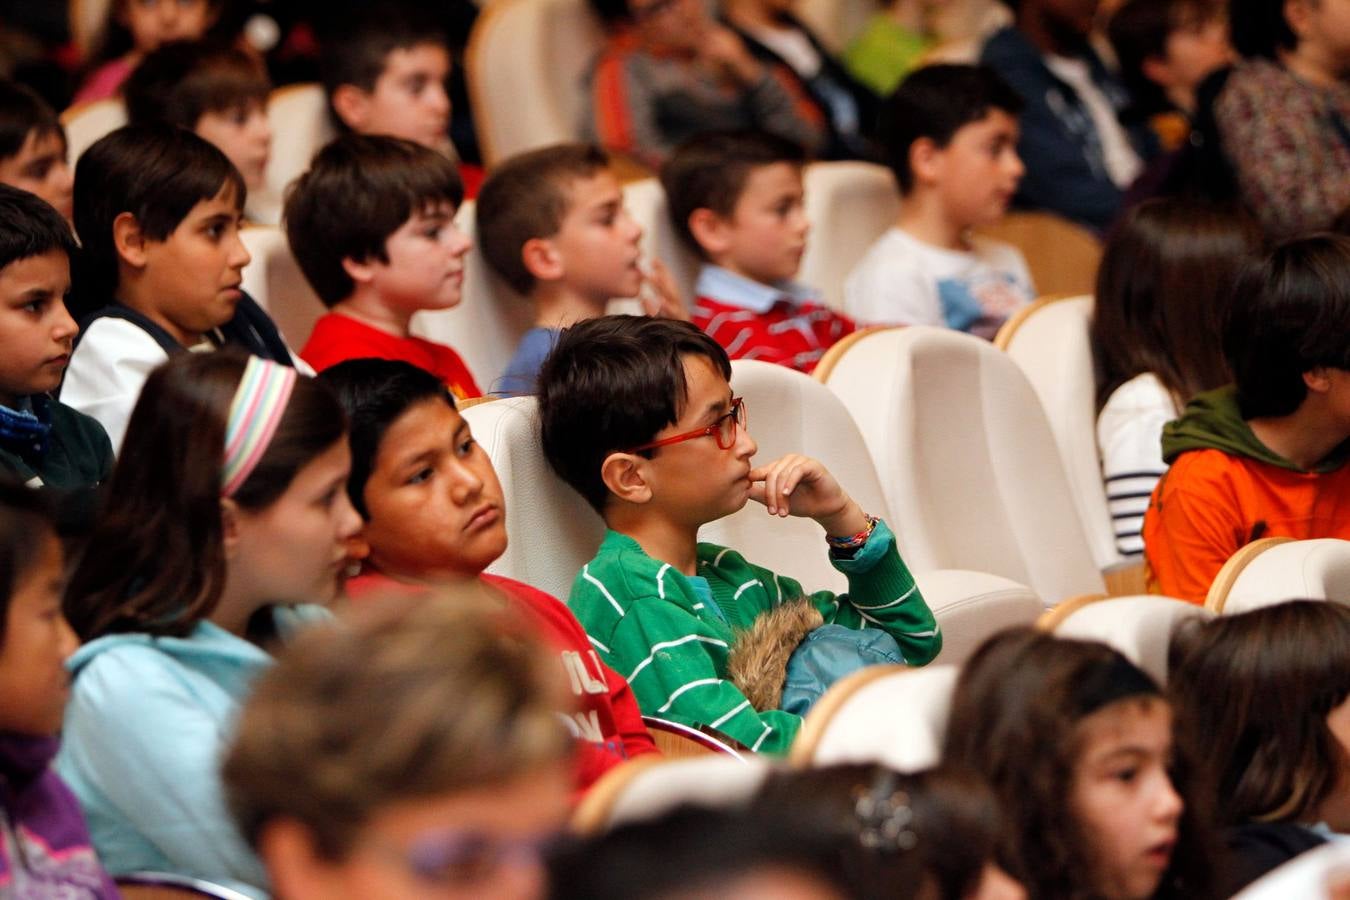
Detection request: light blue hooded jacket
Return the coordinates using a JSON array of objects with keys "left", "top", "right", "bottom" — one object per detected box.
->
[{"left": 55, "top": 606, "right": 328, "bottom": 899}]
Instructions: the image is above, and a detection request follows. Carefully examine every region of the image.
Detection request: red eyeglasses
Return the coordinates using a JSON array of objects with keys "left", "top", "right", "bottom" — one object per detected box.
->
[{"left": 626, "top": 397, "right": 746, "bottom": 453}]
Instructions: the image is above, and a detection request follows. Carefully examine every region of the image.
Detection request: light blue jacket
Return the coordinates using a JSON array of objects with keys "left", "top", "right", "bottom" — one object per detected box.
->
[{"left": 55, "top": 606, "right": 329, "bottom": 899}]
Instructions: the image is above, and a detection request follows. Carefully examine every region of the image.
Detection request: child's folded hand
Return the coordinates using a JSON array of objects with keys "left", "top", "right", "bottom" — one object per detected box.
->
[
  {"left": 748, "top": 454, "right": 868, "bottom": 536},
  {"left": 639, "top": 259, "right": 690, "bottom": 322}
]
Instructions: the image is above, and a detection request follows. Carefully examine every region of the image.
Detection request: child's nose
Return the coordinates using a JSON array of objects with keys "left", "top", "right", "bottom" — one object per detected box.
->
[
  {"left": 449, "top": 463, "right": 484, "bottom": 501},
  {"left": 230, "top": 233, "right": 252, "bottom": 269},
  {"left": 52, "top": 300, "right": 78, "bottom": 342},
  {"left": 335, "top": 491, "right": 363, "bottom": 542},
  {"left": 1155, "top": 778, "right": 1184, "bottom": 822}
]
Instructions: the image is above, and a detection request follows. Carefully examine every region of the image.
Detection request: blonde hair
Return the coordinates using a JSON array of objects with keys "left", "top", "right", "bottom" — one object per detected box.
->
[{"left": 223, "top": 587, "right": 572, "bottom": 858}]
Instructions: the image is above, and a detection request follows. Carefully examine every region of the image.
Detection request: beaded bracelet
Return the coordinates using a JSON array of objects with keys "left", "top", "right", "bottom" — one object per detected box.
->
[{"left": 826, "top": 513, "right": 879, "bottom": 553}]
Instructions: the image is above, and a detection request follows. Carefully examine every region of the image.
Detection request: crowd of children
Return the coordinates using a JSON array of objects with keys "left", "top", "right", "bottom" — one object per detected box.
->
[{"left": 0, "top": 0, "right": 1348, "bottom": 895}]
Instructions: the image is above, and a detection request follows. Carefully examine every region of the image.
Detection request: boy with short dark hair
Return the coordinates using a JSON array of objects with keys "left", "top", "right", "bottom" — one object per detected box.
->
[
  {"left": 286, "top": 134, "right": 480, "bottom": 400},
  {"left": 980, "top": 0, "right": 1155, "bottom": 231},
  {"left": 123, "top": 39, "right": 273, "bottom": 199},
  {"left": 0, "top": 185, "right": 112, "bottom": 523},
  {"left": 844, "top": 64, "right": 1034, "bottom": 339},
  {"left": 477, "top": 142, "right": 682, "bottom": 396},
  {"left": 1144, "top": 234, "right": 1350, "bottom": 604},
  {"left": 538, "top": 315, "right": 941, "bottom": 755},
  {"left": 1107, "top": 0, "right": 1232, "bottom": 124},
  {"left": 317, "top": 358, "right": 657, "bottom": 791},
  {"left": 0, "top": 80, "right": 72, "bottom": 222},
  {"left": 661, "top": 130, "right": 854, "bottom": 374}
]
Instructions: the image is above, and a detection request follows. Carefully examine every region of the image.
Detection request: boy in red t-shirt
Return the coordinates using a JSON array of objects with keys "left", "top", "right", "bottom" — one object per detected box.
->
[
  {"left": 287, "top": 134, "right": 480, "bottom": 400},
  {"left": 661, "top": 129, "right": 855, "bottom": 374},
  {"left": 318, "top": 358, "right": 657, "bottom": 792}
]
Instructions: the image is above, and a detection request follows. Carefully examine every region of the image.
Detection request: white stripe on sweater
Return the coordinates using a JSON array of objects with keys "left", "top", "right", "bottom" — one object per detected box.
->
[
  {"left": 627, "top": 635, "right": 729, "bottom": 682},
  {"left": 851, "top": 583, "right": 918, "bottom": 611},
  {"left": 710, "top": 700, "right": 751, "bottom": 729},
  {"left": 582, "top": 564, "right": 624, "bottom": 617},
  {"left": 658, "top": 678, "right": 723, "bottom": 713}
]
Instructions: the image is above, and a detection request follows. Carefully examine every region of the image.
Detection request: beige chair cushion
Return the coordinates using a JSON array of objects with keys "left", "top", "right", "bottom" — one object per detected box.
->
[
  {"left": 918, "top": 569, "right": 1042, "bottom": 666},
  {"left": 821, "top": 326, "right": 1105, "bottom": 604},
  {"left": 263, "top": 84, "right": 334, "bottom": 201},
  {"left": 466, "top": 0, "right": 603, "bottom": 166},
  {"left": 799, "top": 162, "right": 900, "bottom": 313},
  {"left": 1222, "top": 539, "right": 1350, "bottom": 615},
  {"left": 601, "top": 755, "right": 774, "bottom": 832},
  {"left": 239, "top": 225, "right": 326, "bottom": 350},
  {"left": 461, "top": 397, "right": 607, "bottom": 600},
  {"left": 997, "top": 295, "right": 1119, "bottom": 569},
  {"left": 60, "top": 98, "right": 126, "bottom": 166},
  {"left": 411, "top": 200, "right": 537, "bottom": 393},
  {"left": 1053, "top": 594, "right": 1212, "bottom": 685},
  {"left": 805, "top": 665, "right": 960, "bottom": 771}
]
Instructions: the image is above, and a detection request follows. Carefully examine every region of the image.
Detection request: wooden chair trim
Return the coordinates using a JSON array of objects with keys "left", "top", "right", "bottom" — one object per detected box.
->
[
  {"left": 1204, "top": 536, "right": 1297, "bottom": 613},
  {"left": 641, "top": 716, "right": 747, "bottom": 759},
  {"left": 786, "top": 663, "right": 909, "bottom": 767},
  {"left": 456, "top": 395, "right": 497, "bottom": 411},
  {"left": 568, "top": 753, "right": 670, "bottom": 835},
  {"left": 812, "top": 325, "right": 903, "bottom": 384},
  {"left": 1103, "top": 560, "right": 1149, "bottom": 597},
  {"left": 991, "top": 292, "right": 1079, "bottom": 351},
  {"left": 116, "top": 872, "right": 254, "bottom": 900},
  {"left": 1036, "top": 593, "right": 1108, "bottom": 630}
]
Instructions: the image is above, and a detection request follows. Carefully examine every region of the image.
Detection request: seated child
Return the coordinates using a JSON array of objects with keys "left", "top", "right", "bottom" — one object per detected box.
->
[
  {"left": 224, "top": 594, "right": 573, "bottom": 900},
  {"left": 1091, "top": 198, "right": 1256, "bottom": 559},
  {"left": 60, "top": 125, "right": 305, "bottom": 451},
  {"left": 1143, "top": 234, "right": 1350, "bottom": 603},
  {"left": 0, "top": 185, "right": 112, "bottom": 525},
  {"left": 320, "top": 8, "right": 482, "bottom": 196},
  {"left": 476, "top": 142, "right": 683, "bottom": 396},
  {"left": 74, "top": 0, "right": 218, "bottom": 104},
  {"left": 537, "top": 315, "right": 941, "bottom": 755},
  {"left": 318, "top": 358, "right": 657, "bottom": 791},
  {"left": 1169, "top": 600, "right": 1350, "bottom": 894},
  {"left": 980, "top": 0, "right": 1153, "bottom": 232},
  {"left": 844, "top": 64, "right": 1034, "bottom": 339},
  {"left": 943, "top": 628, "right": 1216, "bottom": 899},
  {"left": 844, "top": 0, "right": 941, "bottom": 98},
  {"left": 122, "top": 39, "right": 274, "bottom": 219},
  {"left": 583, "top": 0, "right": 827, "bottom": 169},
  {"left": 0, "top": 79, "right": 73, "bottom": 222},
  {"left": 0, "top": 482, "right": 118, "bottom": 898},
  {"left": 661, "top": 130, "right": 856, "bottom": 373},
  {"left": 286, "top": 134, "right": 480, "bottom": 400},
  {"left": 57, "top": 349, "right": 360, "bottom": 897}
]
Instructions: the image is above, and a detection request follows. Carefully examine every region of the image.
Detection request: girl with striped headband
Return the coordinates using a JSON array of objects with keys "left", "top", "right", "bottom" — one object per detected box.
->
[{"left": 56, "top": 348, "right": 360, "bottom": 897}]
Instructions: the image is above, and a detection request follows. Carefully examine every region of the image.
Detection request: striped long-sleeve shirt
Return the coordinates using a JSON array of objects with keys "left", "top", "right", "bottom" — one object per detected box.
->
[{"left": 566, "top": 519, "right": 940, "bottom": 755}]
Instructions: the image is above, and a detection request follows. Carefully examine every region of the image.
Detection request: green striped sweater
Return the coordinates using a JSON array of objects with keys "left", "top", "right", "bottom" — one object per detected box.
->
[{"left": 566, "top": 519, "right": 940, "bottom": 755}]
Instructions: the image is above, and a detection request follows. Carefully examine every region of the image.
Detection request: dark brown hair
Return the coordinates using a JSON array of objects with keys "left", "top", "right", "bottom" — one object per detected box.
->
[
  {"left": 942, "top": 628, "right": 1218, "bottom": 900},
  {"left": 124, "top": 39, "right": 270, "bottom": 131},
  {"left": 475, "top": 143, "right": 611, "bottom": 295},
  {"left": 63, "top": 349, "right": 346, "bottom": 641},
  {"left": 1169, "top": 600, "right": 1350, "bottom": 825},
  {"left": 1091, "top": 197, "right": 1258, "bottom": 412},
  {"left": 0, "top": 479, "right": 57, "bottom": 644}
]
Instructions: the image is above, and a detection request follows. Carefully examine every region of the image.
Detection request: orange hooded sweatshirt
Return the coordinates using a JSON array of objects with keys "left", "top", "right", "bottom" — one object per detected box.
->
[{"left": 1143, "top": 386, "right": 1350, "bottom": 604}]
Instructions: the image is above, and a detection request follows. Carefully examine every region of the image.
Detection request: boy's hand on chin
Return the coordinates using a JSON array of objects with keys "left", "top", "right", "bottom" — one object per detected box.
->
[{"left": 748, "top": 454, "right": 869, "bottom": 536}]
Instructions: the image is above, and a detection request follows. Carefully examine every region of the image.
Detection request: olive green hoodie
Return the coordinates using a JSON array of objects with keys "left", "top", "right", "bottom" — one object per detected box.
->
[{"left": 1161, "top": 386, "right": 1350, "bottom": 474}]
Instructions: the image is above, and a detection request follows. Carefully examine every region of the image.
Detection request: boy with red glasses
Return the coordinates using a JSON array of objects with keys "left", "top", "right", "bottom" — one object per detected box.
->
[{"left": 537, "top": 315, "right": 940, "bottom": 755}]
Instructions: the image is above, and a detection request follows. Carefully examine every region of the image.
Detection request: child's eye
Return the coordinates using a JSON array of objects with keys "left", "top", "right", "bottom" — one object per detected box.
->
[
  {"left": 422, "top": 227, "right": 443, "bottom": 240},
  {"left": 407, "top": 467, "right": 434, "bottom": 485},
  {"left": 1112, "top": 768, "right": 1139, "bottom": 784},
  {"left": 21, "top": 299, "right": 44, "bottom": 314},
  {"left": 456, "top": 438, "right": 476, "bottom": 456}
]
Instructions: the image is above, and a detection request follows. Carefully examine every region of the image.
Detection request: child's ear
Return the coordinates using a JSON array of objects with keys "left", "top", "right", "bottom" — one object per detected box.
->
[
  {"left": 340, "top": 254, "right": 377, "bottom": 287},
  {"left": 220, "top": 498, "right": 242, "bottom": 558},
  {"left": 909, "top": 137, "right": 943, "bottom": 186},
  {"left": 1284, "top": 0, "right": 1314, "bottom": 39},
  {"left": 600, "top": 451, "right": 653, "bottom": 505},
  {"left": 112, "top": 211, "right": 150, "bottom": 269},
  {"left": 330, "top": 84, "right": 372, "bottom": 132},
  {"left": 521, "top": 236, "right": 565, "bottom": 282},
  {"left": 687, "top": 208, "right": 732, "bottom": 258},
  {"left": 1304, "top": 367, "right": 1334, "bottom": 395}
]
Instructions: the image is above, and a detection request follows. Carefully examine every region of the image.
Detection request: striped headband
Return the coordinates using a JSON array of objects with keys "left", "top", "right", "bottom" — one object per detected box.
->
[{"left": 221, "top": 356, "right": 297, "bottom": 498}]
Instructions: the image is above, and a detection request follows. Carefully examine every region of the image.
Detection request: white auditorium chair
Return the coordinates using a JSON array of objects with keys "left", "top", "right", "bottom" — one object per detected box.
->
[
  {"left": 1049, "top": 594, "right": 1212, "bottom": 685},
  {"left": 465, "top": 0, "right": 604, "bottom": 166},
  {"left": 798, "top": 162, "right": 901, "bottom": 312},
  {"left": 238, "top": 225, "right": 326, "bottom": 351},
  {"left": 818, "top": 326, "right": 1106, "bottom": 605},
  {"left": 706, "top": 360, "right": 1043, "bottom": 664},
  {"left": 410, "top": 200, "right": 537, "bottom": 394},
  {"left": 460, "top": 397, "right": 607, "bottom": 600},
  {"left": 263, "top": 84, "right": 334, "bottom": 201},
  {"left": 994, "top": 295, "right": 1120, "bottom": 571},
  {"left": 790, "top": 664, "right": 960, "bottom": 771},
  {"left": 1207, "top": 538, "right": 1350, "bottom": 614},
  {"left": 60, "top": 98, "right": 126, "bottom": 165},
  {"left": 623, "top": 176, "right": 700, "bottom": 311},
  {"left": 572, "top": 754, "right": 773, "bottom": 835}
]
